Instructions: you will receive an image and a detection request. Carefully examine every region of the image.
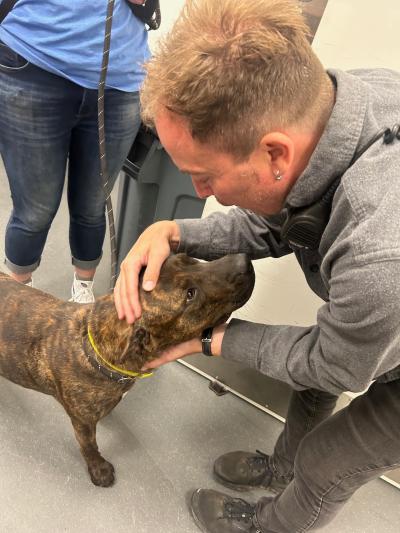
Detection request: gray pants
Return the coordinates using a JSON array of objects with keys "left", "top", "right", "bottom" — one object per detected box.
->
[{"left": 254, "top": 379, "right": 400, "bottom": 532}]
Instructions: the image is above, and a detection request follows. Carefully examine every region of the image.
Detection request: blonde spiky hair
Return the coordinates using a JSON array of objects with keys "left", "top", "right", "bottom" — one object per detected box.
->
[{"left": 141, "top": 0, "right": 328, "bottom": 159}]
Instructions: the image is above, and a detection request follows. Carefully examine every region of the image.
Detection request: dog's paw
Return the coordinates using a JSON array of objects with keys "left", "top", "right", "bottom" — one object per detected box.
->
[{"left": 88, "top": 459, "right": 115, "bottom": 487}]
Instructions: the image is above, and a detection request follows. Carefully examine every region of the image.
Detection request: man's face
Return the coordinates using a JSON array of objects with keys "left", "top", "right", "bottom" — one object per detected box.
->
[{"left": 155, "top": 109, "right": 288, "bottom": 215}]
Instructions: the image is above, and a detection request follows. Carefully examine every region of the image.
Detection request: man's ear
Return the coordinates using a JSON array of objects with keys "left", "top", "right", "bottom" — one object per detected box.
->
[{"left": 258, "top": 131, "right": 295, "bottom": 177}]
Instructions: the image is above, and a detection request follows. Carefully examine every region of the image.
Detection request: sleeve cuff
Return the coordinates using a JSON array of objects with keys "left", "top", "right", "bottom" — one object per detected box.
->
[{"left": 221, "top": 318, "right": 267, "bottom": 369}]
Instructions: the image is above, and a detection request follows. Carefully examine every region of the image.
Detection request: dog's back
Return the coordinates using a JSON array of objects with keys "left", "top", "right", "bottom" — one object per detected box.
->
[{"left": 0, "top": 272, "right": 84, "bottom": 394}]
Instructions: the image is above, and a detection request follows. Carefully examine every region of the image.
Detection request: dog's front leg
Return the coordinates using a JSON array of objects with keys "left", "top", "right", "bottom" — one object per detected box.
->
[{"left": 69, "top": 416, "right": 115, "bottom": 487}]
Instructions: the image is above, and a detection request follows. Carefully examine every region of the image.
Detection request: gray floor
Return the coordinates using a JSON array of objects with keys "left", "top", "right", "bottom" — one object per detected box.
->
[{"left": 1, "top": 164, "right": 400, "bottom": 533}]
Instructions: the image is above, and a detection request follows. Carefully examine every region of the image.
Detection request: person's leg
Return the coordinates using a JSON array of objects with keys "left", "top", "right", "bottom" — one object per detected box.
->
[
  {"left": 254, "top": 378, "right": 400, "bottom": 532},
  {"left": 0, "top": 44, "right": 82, "bottom": 282},
  {"left": 214, "top": 389, "right": 338, "bottom": 492},
  {"left": 67, "top": 88, "right": 141, "bottom": 301},
  {"left": 269, "top": 388, "right": 338, "bottom": 484}
]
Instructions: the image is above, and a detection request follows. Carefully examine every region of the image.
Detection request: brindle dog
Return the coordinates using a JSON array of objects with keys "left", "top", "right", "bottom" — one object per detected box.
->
[{"left": 0, "top": 253, "right": 254, "bottom": 487}]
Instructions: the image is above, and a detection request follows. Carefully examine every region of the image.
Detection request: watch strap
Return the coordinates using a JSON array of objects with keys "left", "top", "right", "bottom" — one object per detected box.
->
[{"left": 201, "top": 327, "right": 213, "bottom": 356}]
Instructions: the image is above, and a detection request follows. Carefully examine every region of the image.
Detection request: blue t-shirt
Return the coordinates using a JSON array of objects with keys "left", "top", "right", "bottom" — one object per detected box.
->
[{"left": 0, "top": 0, "right": 150, "bottom": 91}]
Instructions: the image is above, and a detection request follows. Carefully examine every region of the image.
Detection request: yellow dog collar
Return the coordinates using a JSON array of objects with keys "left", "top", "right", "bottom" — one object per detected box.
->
[{"left": 87, "top": 328, "right": 153, "bottom": 379}]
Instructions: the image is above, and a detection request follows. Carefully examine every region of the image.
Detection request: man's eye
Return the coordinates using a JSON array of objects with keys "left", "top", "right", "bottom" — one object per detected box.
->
[{"left": 186, "top": 288, "right": 197, "bottom": 302}]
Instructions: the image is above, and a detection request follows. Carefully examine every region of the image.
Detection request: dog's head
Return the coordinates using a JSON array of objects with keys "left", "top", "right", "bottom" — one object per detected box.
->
[
  {"left": 89, "top": 253, "right": 255, "bottom": 370},
  {"left": 139, "top": 253, "right": 255, "bottom": 351}
]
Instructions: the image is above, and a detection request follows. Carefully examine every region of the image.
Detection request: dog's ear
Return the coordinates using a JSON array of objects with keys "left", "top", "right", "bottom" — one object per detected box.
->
[
  {"left": 119, "top": 326, "right": 150, "bottom": 364},
  {"left": 132, "top": 327, "right": 150, "bottom": 353}
]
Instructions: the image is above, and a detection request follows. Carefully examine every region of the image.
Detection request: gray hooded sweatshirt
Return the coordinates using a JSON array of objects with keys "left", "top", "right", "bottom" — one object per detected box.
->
[{"left": 176, "top": 68, "right": 400, "bottom": 396}]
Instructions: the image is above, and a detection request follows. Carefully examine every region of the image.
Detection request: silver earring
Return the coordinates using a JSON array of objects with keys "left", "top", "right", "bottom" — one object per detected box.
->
[{"left": 274, "top": 169, "right": 283, "bottom": 181}]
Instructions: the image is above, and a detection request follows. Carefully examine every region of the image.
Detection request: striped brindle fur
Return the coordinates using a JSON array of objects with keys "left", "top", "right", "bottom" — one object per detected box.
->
[{"left": 0, "top": 253, "right": 254, "bottom": 487}]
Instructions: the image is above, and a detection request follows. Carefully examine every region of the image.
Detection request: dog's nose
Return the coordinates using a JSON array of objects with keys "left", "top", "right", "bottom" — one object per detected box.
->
[
  {"left": 212, "top": 254, "right": 254, "bottom": 284},
  {"left": 227, "top": 254, "right": 255, "bottom": 304}
]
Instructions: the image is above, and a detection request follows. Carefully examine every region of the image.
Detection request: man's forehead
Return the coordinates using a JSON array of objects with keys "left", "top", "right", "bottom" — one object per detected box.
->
[
  {"left": 155, "top": 108, "right": 190, "bottom": 143},
  {"left": 155, "top": 109, "right": 219, "bottom": 173}
]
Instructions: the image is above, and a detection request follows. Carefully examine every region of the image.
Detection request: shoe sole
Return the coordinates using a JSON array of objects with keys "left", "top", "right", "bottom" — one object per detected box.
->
[{"left": 190, "top": 490, "right": 209, "bottom": 533}]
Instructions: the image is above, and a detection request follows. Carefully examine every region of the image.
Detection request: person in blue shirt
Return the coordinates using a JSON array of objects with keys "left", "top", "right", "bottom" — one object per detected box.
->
[{"left": 0, "top": 0, "right": 150, "bottom": 302}]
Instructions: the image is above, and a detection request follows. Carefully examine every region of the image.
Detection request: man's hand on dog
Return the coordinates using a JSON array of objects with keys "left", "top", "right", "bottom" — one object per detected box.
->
[
  {"left": 142, "top": 324, "right": 227, "bottom": 370},
  {"left": 114, "top": 221, "right": 181, "bottom": 323}
]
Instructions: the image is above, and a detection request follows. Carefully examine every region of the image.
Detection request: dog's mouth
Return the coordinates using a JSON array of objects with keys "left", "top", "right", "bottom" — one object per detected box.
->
[
  {"left": 210, "top": 288, "right": 253, "bottom": 328},
  {"left": 234, "top": 294, "right": 251, "bottom": 308},
  {"left": 219, "top": 314, "right": 230, "bottom": 325},
  {"left": 213, "top": 312, "right": 232, "bottom": 328},
  {"left": 230, "top": 288, "right": 253, "bottom": 312}
]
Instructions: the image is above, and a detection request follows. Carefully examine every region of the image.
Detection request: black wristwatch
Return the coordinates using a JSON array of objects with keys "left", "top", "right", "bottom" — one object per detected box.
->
[{"left": 201, "top": 327, "right": 213, "bottom": 356}]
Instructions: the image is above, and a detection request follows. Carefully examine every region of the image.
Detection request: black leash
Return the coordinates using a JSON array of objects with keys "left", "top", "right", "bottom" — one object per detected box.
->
[
  {"left": 98, "top": 0, "right": 118, "bottom": 292},
  {"left": 98, "top": 0, "right": 161, "bottom": 291},
  {"left": 0, "top": 0, "right": 18, "bottom": 24}
]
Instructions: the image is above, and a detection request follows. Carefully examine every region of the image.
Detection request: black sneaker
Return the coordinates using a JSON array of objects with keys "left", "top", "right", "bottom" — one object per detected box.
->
[
  {"left": 190, "top": 488, "right": 264, "bottom": 533},
  {"left": 214, "top": 450, "right": 289, "bottom": 493}
]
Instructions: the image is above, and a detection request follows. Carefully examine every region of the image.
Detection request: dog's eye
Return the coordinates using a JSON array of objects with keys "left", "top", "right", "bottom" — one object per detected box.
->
[{"left": 186, "top": 288, "right": 197, "bottom": 302}]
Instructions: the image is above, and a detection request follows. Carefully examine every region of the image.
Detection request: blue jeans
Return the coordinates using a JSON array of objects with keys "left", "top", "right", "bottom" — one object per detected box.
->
[
  {"left": 0, "top": 41, "right": 141, "bottom": 274},
  {"left": 254, "top": 380, "right": 400, "bottom": 532}
]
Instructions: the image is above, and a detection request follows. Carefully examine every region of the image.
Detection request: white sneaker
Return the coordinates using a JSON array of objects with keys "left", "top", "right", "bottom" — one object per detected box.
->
[{"left": 69, "top": 274, "right": 95, "bottom": 304}]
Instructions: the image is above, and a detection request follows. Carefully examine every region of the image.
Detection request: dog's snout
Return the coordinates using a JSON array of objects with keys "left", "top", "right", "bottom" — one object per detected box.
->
[
  {"left": 222, "top": 254, "right": 255, "bottom": 305},
  {"left": 224, "top": 254, "right": 254, "bottom": 281},
  {"left": 217, "top": 253, "right": 253, "bottom": 275}
]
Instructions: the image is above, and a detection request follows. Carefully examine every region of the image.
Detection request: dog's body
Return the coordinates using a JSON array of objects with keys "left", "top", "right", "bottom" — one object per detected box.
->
[{"left": 0, "top": 253, "right": 254, "bottom": 487}]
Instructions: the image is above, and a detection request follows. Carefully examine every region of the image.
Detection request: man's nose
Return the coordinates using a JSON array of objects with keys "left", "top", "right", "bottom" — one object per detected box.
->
[{"left": 191, "top": 179, "right": 213, "bottom": 199}]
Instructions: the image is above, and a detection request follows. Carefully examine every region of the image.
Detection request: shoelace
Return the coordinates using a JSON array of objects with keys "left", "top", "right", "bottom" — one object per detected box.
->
[
  {"left": 246, "top": 449, "right": 269, "bottom": 472},
  {"left": 248, "top": 450, "right": 290, "bottom": 489},
  {"left": 72, "top": 282, "right": 94, "bottom": 303},
  {"left": 221, "top": 497, "right": 255, "bottom": 523}
]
